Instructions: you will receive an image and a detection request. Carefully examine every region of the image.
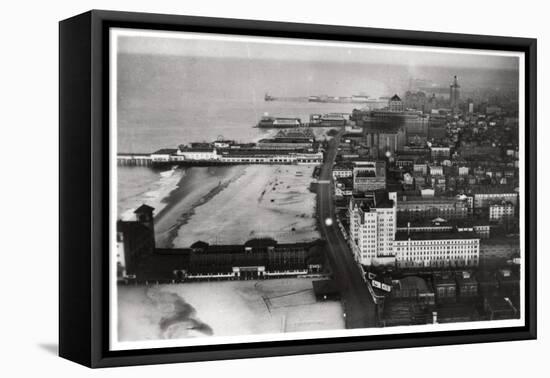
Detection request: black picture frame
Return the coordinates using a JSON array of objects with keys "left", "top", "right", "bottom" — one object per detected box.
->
[{"left": 59, "top": 9, "right": 537, "bottom": 368}]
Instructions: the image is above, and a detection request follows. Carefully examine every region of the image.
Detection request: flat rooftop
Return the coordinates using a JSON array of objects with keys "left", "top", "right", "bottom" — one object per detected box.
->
[
  {"left": 397, "top": 196, "right": 466, "bottom": 204},
  {"left": 395, "top": 231, "right": 479, "bottom": 241}
]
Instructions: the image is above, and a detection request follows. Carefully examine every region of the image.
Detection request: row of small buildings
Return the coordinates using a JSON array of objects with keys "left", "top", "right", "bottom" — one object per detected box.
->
[
  {"left": 334, "top": 159, "right": 518, "bottom": 223},
  {"left": 367, "top": 268, "right": 520, "bottom": 325}
]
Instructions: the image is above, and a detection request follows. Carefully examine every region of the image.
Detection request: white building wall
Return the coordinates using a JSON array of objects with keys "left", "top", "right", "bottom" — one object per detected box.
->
[
  {"left": 489, "top": 204, "right": 515, "bottom": 220},
  {"left": 176, "top": 149, "right": 219, "bottom": 160},
  {"left": 358, "top": 212, "right": 378, "bottom": 264},
  {"left": 351, "top": 192, "right": 397, "bottom": 266},
  {"left": 394, "top": 238, "right": 480, "bottom": 268}
]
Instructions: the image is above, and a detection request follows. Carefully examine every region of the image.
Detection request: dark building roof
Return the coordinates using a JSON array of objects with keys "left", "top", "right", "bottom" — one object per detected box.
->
[
  {"left": 434, "top": 274, "right": 456, "bottom": 286},
  {"left": 190, "top": 241, "right": 210, "bottom": 249},
  {"left": 258, "top": 138, "right": 312, "bottom": 144},
  {"left": 244, "top": 238, "right": 278, "bottom": 248},
  {"left": 306, "top": 242, "right": 326, "bottom": 265},
  {"left": 219, "top": 148, "right": 310, "bottom": 157},
  {"left": 456, "top": 271, "right": 478, "bottom": 285},
  {"left": 485, "top": 296, "right": 518, "bottom": 316},
  {"left": 470, "top": 185, "right": 518, "bottom": 195},
  {"left": 351, "top": 191, "right": 394, "bottom": 210},
  {"left": 188, "top": 238, "right": 315, "bottom": 255},
  {"left": 336, "top": 177, "right": 353, "bottom": 187},
  {"left": 333, "top": 163, "right": 354, "bottom": 170},
  {"left": 390, "top": 94, "right": 402, "bottom": 101},
  {"left": 134, "top": 204, "right": 155, "bottom": 214},
  {"left": 394, "top": 276, "right": 432, "bottom": 295},
  {"left": 397, "top": 195, "right": 467, "bottom": 205},
  {"left": 136, "top": 253, "right": 191, "bottom": 280},
  {"left": 152, "top": 148, "right": 178, "bottom": 155},
  {"left": 396, "top": 218, "right": 491, "bottom": 229},
  {"left": 312, "top": 280, "right": 339, "bottom": 298},
  {"left": 395, "top": 231, "right": 479, "bottom": 241},
  {"left": 354, "top": 170, "right": 377, "bottom": 178}
]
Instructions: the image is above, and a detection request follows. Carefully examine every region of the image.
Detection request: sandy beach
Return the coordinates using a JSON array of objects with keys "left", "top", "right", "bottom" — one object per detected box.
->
[
  {"left": 153, "top": 165, "right": 246, "bottom": 247},
  {"left": 171, "top": 164, "right": 320, "bottom": 247},
  {"left": 118, "top": 279, "right": 344, "bottom": 342}
]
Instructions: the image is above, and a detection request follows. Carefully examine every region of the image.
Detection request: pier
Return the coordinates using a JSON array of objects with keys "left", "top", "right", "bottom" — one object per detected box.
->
[
  {"left": 117, "top": 152, "right": 324, "bottom": 167},
  {"left": 118, "top": 128, "right": 325, "bottom": 167},
  {"left": 255, "top": 122, "right": 347, "bottom": 129},
  {"left": 117, "top": 153, "right": 153, "bottom": 166}
]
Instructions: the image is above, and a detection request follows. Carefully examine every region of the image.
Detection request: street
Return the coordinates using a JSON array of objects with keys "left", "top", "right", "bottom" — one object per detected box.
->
[{"left": 316, "top": 131, "right": 377, "bottom": 329}]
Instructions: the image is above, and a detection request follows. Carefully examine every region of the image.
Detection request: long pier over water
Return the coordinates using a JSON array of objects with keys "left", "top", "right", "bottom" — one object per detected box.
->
[{"left": 117, "top": 153, "right": 153, "bottom": 166}]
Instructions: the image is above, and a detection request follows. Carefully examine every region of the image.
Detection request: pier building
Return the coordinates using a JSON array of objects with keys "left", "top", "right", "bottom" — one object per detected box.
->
[{"left": 117, "top": 205, "right": 326, "bottom": 283}]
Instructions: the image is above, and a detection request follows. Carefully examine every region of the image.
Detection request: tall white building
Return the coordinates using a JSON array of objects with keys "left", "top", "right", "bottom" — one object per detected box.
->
[{"left": 349, "top": 192, "right": 397, "bottom": 266}]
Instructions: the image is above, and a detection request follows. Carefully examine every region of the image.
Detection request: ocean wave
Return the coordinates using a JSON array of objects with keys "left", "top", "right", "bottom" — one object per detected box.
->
[
  {"left": 160, "top": 166, "right": 177, "bottom": 178},
  {"left": 118, "top": 168, "right": 186, "bottom": 221}
]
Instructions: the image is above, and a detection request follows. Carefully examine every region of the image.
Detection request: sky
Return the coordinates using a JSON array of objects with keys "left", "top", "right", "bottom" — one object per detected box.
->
[{"left": 115, "top": 28, "right": 520, "bottom": 71}]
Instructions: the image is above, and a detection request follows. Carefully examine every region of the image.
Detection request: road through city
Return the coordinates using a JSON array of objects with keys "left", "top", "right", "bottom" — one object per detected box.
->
[{"left": 316, "top": 131, "right": 377, "bottom": 329}]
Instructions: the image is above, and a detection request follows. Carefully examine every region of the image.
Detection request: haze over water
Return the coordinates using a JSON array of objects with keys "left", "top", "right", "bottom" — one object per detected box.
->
[{"left": 117, "top": 53, "right": 518, "bottom": 153}]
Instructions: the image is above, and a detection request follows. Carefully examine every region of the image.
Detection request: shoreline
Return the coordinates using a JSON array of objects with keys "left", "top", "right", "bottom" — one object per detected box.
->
[
  {"left": 117, "top": 165, "right": 186, "bottom": 222},
  {"left": 118, "top": 160, "right": 322, "bottom": 249},
  {"left": 153, "top": 165, "right": 247, "bottom": 248}
]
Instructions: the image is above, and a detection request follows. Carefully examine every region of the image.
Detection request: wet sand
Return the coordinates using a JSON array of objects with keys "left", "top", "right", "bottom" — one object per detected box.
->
[
  {"left": 118, "top": 279, "right": 344, "bottom": 342},
  {"left": 153, "top": 165, "right": 246, "bottom": 247}
]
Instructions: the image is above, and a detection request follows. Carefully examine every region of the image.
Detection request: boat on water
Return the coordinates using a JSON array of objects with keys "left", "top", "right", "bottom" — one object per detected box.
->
[{"left": 308, "top": 94, "right": 371, "bottom": 104}]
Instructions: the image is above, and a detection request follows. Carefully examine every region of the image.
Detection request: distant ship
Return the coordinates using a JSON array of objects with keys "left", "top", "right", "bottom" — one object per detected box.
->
[
  {"left": 308, "top": 94, "right": 370, "bottom": 103},
  {"left": 263, "top": 93, "right": 371, "bottom": 103}
]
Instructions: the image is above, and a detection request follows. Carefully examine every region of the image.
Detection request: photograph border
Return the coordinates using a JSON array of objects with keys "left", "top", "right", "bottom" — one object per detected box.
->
[{"left": 59, "top": 9, "right": 537, "bottom": 368}]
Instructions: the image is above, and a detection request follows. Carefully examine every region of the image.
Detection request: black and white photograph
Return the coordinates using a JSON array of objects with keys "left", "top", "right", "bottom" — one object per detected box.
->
[{"left": 110, "top": 27, "right": 526, "bottom": 351}]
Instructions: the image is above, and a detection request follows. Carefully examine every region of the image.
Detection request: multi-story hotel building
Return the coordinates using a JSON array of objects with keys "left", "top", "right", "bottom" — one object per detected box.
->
[
  {"left": 397, "top": 195, "right": 469, "bottom": 221},
  {"left": 394, "top": 231, "right": 480, "bottom": 268},
  {"left": 348, "top": 191, "right": 397, "bottom": 265}
]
